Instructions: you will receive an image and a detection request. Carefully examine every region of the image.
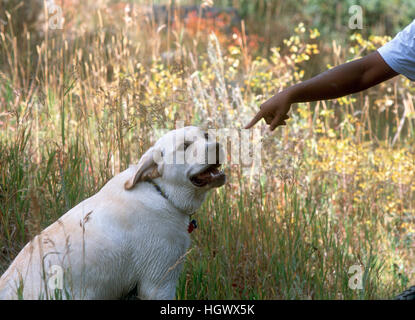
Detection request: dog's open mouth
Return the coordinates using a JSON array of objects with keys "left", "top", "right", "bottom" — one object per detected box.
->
[{"left": 190, "top": 164, "right": 226, "bottom": 187}]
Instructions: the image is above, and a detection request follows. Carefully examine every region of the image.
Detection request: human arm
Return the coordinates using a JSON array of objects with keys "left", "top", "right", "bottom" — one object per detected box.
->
[{"left": 245, "top": 51, "right": 399, "bottom": 130}]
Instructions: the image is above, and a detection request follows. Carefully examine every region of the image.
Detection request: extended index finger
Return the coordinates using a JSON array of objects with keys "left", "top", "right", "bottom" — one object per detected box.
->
[{"left": 244, "top": 109, "right": 264, "bottom": 129}]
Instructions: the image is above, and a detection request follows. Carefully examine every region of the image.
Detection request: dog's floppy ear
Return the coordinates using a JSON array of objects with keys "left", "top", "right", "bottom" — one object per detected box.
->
[{"left": 124, "top": 147, "right": 163, "bottom": 190}]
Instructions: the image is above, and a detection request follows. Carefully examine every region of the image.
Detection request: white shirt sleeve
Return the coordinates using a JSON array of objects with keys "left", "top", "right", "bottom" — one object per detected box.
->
[{"left": 378, "top": 19, "right": 415, "bottom": 81}]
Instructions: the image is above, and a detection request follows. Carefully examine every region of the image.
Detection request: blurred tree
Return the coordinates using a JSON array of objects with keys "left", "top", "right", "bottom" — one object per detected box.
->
[{"left": 0, "top": 0, "right": 44, "bottom": 37}]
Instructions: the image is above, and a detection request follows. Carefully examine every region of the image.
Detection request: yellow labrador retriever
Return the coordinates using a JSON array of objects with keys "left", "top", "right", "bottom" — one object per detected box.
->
[{"left": 0, "top": 126, "right": 226, "bottom": 299}]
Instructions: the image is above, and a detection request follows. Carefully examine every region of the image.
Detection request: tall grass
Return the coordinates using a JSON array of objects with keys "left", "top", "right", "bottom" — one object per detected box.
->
[{"left": 0, "top": 1, "right": 414, "bottom": 299}]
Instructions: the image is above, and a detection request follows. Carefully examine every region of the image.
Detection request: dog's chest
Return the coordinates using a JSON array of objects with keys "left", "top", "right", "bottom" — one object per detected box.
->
[{"left": 129, "top": 222, "right": 190, "bottom": 267}]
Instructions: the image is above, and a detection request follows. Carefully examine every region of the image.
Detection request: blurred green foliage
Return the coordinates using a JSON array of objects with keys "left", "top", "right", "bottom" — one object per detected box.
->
[
  {"left": 303, "top": 0, "right": 415, "bottom": 36},
  {"left": 189, "top": 0, "right": 415, "bottom": 44}
]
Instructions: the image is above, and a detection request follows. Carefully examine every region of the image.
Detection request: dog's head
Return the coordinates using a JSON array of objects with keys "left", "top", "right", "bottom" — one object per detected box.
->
[{"left": 124, "top": 126, "right": 226, "bottom": 213}]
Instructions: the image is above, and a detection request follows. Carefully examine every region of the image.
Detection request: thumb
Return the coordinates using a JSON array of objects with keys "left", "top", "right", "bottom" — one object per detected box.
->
[
  {"left": 244, "top": 110, "right": 264, "bottom": 129},
  {"left": 269, "top": 114, "right": 283, "bottom": 131}
]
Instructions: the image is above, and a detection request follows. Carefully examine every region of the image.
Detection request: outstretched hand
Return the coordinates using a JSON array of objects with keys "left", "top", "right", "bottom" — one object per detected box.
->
[
  {"left": 244, "top": 51, "right": 400, "bottom": 131},
  {"left": 244, "top": 91, "right": 292, "bottom": 131}
]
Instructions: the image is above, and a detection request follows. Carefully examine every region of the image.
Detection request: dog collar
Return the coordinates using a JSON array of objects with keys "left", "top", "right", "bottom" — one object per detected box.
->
[
  {"left": 188, "top": 219, "right": 197, "bottom": 234},
  {"left": 148, "top": 180, "right": 197, "bottom": 234},
  {"left": 148, "top": 180, "right": 168, "bottom": 200}
]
